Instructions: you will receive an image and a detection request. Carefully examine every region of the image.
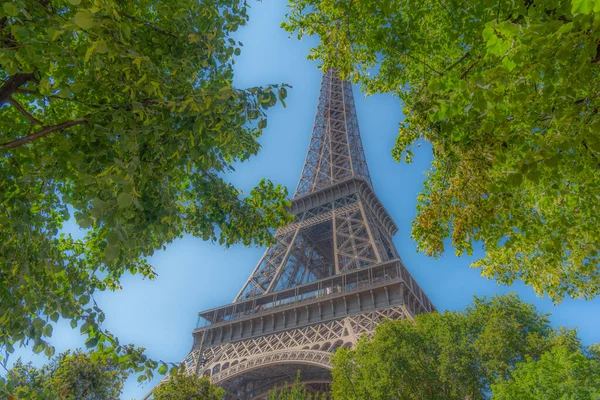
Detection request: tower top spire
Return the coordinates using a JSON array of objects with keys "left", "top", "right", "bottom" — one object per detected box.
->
[{"left": 294, "top": 69, "right": 371, "bottom": 198}]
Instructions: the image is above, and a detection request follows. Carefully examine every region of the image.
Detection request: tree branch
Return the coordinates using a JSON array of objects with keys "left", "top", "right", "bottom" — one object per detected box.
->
[
  {"left": 395, "top": 49, "right": 442, "bottom": 75},
  {"left": 0, "top": 73, "right": 36, "bottom": 105},
  {"left": 2, "top": 117, "right": 88, "bottom": 149},
  {"left": 591, "top": 42, "right": 600, "bottom": 63},
  {"left": 445, "top": 51, "right": 471, "bottom": 73},
  {"left": 7, "top": 97, "right": 42, "bottom": 125},
  {"left": 460, "top": 56, "right": 481, "bottom": 79},
  {"left": 15, "top": 89, "right": 163, "bottom": 109},
  {"left": 117, "top": 12, "right": 178, "bottom": 39},
  {"left": 582, "top": 140, "right": 600, "bottom": 168}
]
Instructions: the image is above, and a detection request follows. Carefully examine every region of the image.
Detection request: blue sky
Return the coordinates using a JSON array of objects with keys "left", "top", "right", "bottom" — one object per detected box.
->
[{"left": 6, "top": 1, "right": 600, "bottom": 399}]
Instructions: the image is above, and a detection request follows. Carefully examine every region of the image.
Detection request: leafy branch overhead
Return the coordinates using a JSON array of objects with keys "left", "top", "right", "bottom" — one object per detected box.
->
[
  {"left": 0, "top": 0, "right": 292, "bottom": 382},
  {"left": 284, "top": 0, "right": 600, "bottom": 301}
]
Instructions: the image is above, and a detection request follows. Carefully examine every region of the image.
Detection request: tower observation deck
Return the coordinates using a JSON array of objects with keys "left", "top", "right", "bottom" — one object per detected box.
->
[{"left": 184, "top": 69, "right": 435, "bottom": 399}]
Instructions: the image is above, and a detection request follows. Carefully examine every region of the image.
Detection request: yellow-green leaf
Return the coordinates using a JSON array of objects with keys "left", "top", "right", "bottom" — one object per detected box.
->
[
  {"left": 3, "top": 2, "right": 19, "bottom": 17},
  {"left": 74, "top": 10, "right": 95, "bottom": 30}
]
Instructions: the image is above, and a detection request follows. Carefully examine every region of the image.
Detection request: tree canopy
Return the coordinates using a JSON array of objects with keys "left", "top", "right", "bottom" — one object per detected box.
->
[
  {"left": 284, "top": 0, "right": 600, "bottom": 301},
  {"left": 0, "top": 0, "right": 291, "bottom": 374},
  {"left": 2, "top": 350, "right": 129, "bottom": 399},
  {"left": 151, "top": 372, "right": 224, "bottom": 400},
  {"left": 330, "top": 294, "right": 594, "bottom": 400},
  {"left": 492, "top": 345, "right": 600, "bottom": 400}
]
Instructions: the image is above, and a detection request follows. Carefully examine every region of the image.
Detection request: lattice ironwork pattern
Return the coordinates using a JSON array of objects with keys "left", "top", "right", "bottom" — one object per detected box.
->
[
  {"left": 200, "top": 318, "right": 349, "bottom": 364},
  {"left": 212, "top": 349, "right": 332, "bottom": 384},
  {"left": 235, "top": 193, "right": 396, "bottom": 301},
  {"left": 295, "top": 69, "right": 371, "bottom": 197},
  {"left": 196, "top": 307, "right": 408, "bottom": 389}
]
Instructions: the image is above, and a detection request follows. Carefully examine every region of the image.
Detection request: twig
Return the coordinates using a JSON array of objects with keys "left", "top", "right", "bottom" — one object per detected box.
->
[
  {"left": 575, "top": 91, "right": 600, "bottom": 105},
  {"left": 445, "top": 51, "right": 471, "bottom": 73},
  {"left": 435, "top": 0, "right": 458, "bottom": 23},
  {"left": 396, "top": 49, "right": 442, "bottom": 75},
  {"left": 8, "top": 97, "right": 42, "bottom": 125},
  {"left": 582, "top": 140, "right": 600, "bottom": 168},
  {"left": 117, "top": 12, "right": 178, "bottom": 39},
  {"left": 460, "top": 56, "right": 481, "bottom": 79}
]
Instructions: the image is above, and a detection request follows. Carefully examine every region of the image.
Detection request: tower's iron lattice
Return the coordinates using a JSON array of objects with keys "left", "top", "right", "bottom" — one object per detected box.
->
[{"left": 183, "top": 69, "right": 434, "bottom": 399}]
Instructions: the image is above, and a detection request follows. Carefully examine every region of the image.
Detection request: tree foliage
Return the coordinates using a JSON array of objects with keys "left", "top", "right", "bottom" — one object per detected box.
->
[
  {"left": 2, "top": 350, "right": 129, "bottom": 399},
  {"left": 330, "top": 295, "right": 585, "bottom": 400},
  {"left": 151, "top": 372, "right": 224, "bottom": 400},
  {"left": 0, "top": 0, "right": 291, "bottom": 371},
  {"left": 267, "top": 372, "right": 326, "bottom": 400},
  {"left": 492, "top": 345, "right": 600, "bottom": 400},
  {"left": 284, "top": 0, "right": 600, "bottom": 301}
]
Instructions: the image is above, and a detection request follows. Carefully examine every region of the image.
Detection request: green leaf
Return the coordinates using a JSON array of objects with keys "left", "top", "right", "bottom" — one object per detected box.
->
[
  {"left": 70, "top": 319, "right": 77, "bottom": 329},
  {"left": 428, "top": 80, "right": 441, "bottom": 92},
  {"left": 104, "top": 245, "right": 120, "bottom": 261},
  {"left": 73, "top": 285, "right": 85, "bottom": 296},
  {"left": 527, "top": 170, "right": 540, "bottom": 183},
  {"left": 91, "top": 197, "right": 108, "bottom": 211},
  {"left": 158, "top": 364, "right": 168, "bottom": 375},
  {"left": 2, "top": 2, "right": 18, "bottom": 17},
  {"left": 32, "top": 342, "right": 45, "bottom": 354},
  {"left": 85, "top": 337, "right": 98, "bottom": 348},
  {"left": 278, "top": 87, "right": 287, "bottom": 101},
  {"left": 508, "top": 173, "right": 523, "bottom": 186},
  {"left": 117, "top": 192, "right": 133, "bottom": 208},
  {"left": 497, "top": 21, "right": 520, "bottom": 37},
  {"left": 74, "top": 10, "right": 95, "bottom": 30},
  {"left": 571, "top": 0, "right": 595, "bottom": 14},
  {"left": 96, "top": 40, "right": 108, "bottom": 54},
  {"left": 486, "top": 36, "right": 511, "bottom": 56},
  {"left": 44, "top": 345, "right": 55, "bottom": 357},
  {"left": 557, "top": 22, "right": 574, "bottom": 35},
  {"left": 121, "top": 23, "right": 131, "bottom": 39},
  {"left": 57, "top": 87, "right": 70, "bottom": 98},
  {"left": 71, "top": 83, "right": 84, "bottom": 93},
  {"left": 106, "top": 231, "right": 119, "bottom": 244},
  {"left": 42, "top": 324, "right": 53, "bottom": 337},
  {"left": 502, "top": 58, "right": 516, "bottom": 71},
  {"left": 32, "top": 318, "right": 45, "bottom": 330},
  {"left": 482, "top": 27, "right": 495, "bottom": 40},
  {"left": 69, "top": 0, "right": 81, "bottom": 4},
  {"left": 77, "top": 216, "right": 93, "bottom": 229}
]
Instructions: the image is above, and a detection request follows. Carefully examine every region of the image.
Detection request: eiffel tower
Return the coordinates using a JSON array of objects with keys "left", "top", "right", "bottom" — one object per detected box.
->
[{"left": 183, "top": 69, "right": 435, "bottom": 398}]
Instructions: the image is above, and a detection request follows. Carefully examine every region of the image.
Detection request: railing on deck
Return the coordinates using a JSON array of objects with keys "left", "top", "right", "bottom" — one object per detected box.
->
[{"left": 196, "top": 260, "right": 435, "bottom": 330}]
